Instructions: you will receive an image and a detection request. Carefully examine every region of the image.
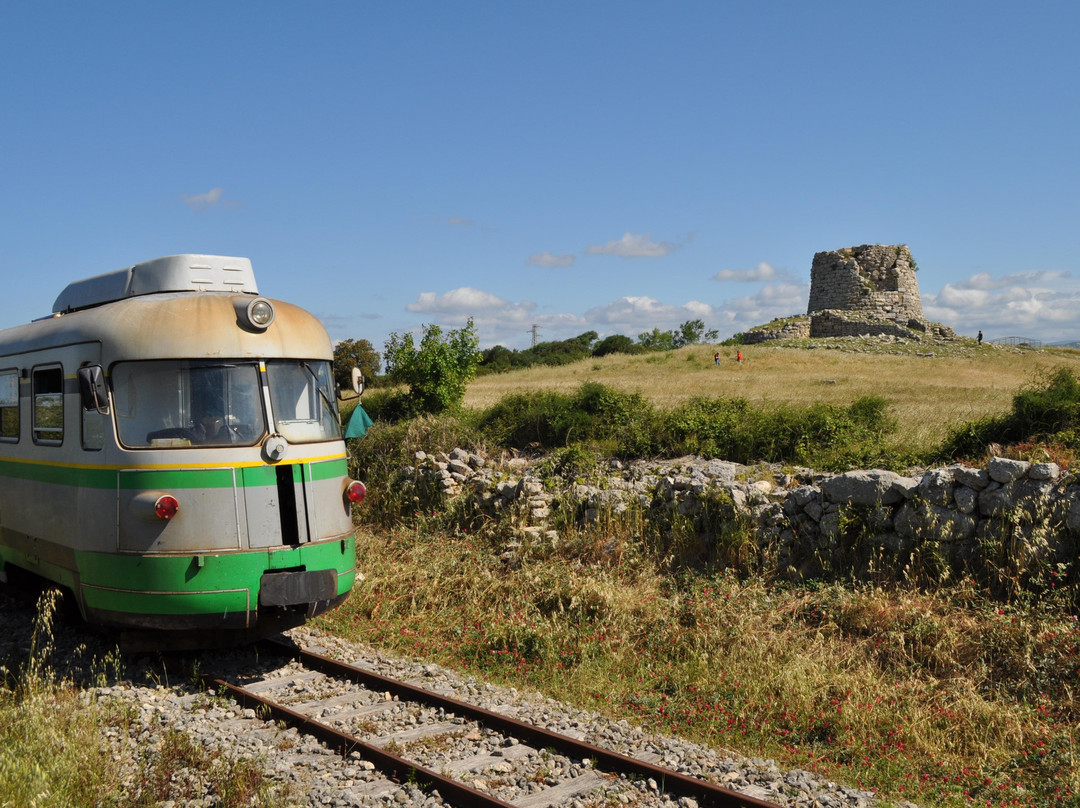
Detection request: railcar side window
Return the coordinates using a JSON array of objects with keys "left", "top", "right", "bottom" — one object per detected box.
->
[
  {"left": 111, "top": 360, "right": 265, "bottom": 448},
  {"left": 266, "top": 360, "right": 341, "bottom": 444},
  {"left": 0, "top": 369, "right": 18, "bottom": 441},
  {"left": 32, "top": 366, "right": 63, "bottom": 445}
]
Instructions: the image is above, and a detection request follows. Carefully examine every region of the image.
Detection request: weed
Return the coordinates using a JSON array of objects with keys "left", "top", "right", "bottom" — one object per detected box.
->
[{"left": 319, "top": 526, "right": 1080, "bottom": 808}]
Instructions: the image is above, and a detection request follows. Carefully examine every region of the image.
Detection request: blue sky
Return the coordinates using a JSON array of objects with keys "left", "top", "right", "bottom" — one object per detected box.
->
[{"left": 2, "top": 2, "right": 1078, "bottom": 352}]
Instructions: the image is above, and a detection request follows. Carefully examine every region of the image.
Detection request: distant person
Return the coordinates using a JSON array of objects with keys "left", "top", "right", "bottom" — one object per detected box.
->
[
  {"left": 736, "top": 351, "right": 743, "bottom": 365},
  {"left": 977, "top": 330, "right": 983, "bottom": 345},
  {"left": 714, "top": 352, "right": 721, "bottom": 366}
]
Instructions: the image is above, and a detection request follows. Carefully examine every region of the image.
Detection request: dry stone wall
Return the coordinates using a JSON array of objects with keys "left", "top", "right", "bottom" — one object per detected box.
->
[{"left": 403, "top": 449, "right": 1077, "bottom": 585}]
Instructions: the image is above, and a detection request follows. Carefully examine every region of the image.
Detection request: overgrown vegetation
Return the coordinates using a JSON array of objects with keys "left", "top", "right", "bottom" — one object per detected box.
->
[
  {"left": 943, "top": 367, "right": 1080, "bottom": 464},
  {"left": 337, "top": 355, "right": 1080, "bottom": 807},
  {"left": 0, "top": 591, "right": 287, "bottom": 808},
  {"left": 357, "top": 379, "right": 902, "bottom": 470},
  {"left": 382, "top": 319, "right": 481, "bottom": 416},
  {"left": 320, "top": 526, "right": 1080, "bottom": 808}
]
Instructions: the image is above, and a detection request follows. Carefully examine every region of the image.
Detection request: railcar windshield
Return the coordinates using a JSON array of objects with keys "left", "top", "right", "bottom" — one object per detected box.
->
[
  {"left": 265, "top": 359, "right": 341, "bottom": 443},
  {"left": 112, "top": 361, "right": 265, "bottom": 448}
]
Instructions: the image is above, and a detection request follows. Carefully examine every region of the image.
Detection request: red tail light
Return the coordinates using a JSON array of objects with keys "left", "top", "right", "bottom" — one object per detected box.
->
[
  {"left": 154, "top": 495, "right": 179, "bottom": 520},
  {"left": 346, "top": 481, "right": 367, "bottom": 504}
]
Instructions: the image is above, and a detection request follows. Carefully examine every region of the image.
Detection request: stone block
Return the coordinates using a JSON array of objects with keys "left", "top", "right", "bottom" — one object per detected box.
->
[
  {"left": 952, "top": 466, "right": 989, "bottom": 490},
  {"left": 988, "top": 457, "right": 1029, "bottom": 484},
  {"left": 1028, "top": 462, "right": 1059, "bottom": 481},
  {"left": 954, "top": 486, "right": 978, "bottom": 514},
  {"left": 820, "top": 469, "right": 903, "bottom": 505},
  {"left": 918, "top": 468, "right": 954, "bottom": 506}
]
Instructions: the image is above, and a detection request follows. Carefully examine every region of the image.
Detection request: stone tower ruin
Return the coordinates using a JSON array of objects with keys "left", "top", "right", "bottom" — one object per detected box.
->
[
  {"left": 807, "top": 244, "right": 923, "bottom": 322},
  {"left": 742, "top": 244, "right": 955, "bottom": 343}
]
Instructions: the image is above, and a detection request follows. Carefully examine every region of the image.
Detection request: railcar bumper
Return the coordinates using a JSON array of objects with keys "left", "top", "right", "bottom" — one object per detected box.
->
[{"left": 73, "top": 534, "right": 356, "bottom": 632}]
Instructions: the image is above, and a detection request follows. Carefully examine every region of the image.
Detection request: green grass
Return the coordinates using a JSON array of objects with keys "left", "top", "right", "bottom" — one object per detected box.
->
[
  {"left": 333, "top": 349, "right": 1080, "bottom": 808},
  {"left": 318, "top": 526, "right": 1080, "bottom": 808},
  {"left": 0, "top": 591, "right": 292, "bottom": 808}
]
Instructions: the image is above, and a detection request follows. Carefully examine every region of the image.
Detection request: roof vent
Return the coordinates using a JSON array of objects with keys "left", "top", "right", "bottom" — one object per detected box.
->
[{"left": 52, "top": 254, "right": 259, "bottom": 313}]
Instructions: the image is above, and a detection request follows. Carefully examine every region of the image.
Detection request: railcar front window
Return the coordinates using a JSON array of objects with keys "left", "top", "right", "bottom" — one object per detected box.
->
[
  {"left": 112, "top": 361, "right": 265, "bottom": 448},
  {"left": 266, "top": 360, "right": 341, "bottom": 443}
]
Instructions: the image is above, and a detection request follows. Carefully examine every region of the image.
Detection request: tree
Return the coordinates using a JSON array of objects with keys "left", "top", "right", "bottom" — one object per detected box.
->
[
  {"left": 637, "top": 328, "right": 676, "bottom": 351},
  {"left": 592, "top": 334, "right": 639, "bottom": 357},
  {"left": 672, "top": 319, "right": 720, "bottom": 348},
  {"left": 383, "top": 319, "right": 481, "bottom": 414},
  {"left": 333, "top": 338, "right": 381, "bottom": 391},
  {"left": 638, "top": 321, "right": 720, "bottom": 351}
]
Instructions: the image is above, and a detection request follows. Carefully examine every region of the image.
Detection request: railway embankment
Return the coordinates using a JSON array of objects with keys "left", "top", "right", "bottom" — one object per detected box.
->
[{"left": 405, "top": 447, "right": 1076, "bottom": 588}]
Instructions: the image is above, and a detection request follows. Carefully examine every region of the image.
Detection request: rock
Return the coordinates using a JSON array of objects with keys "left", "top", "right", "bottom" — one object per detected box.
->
[
  {"left": 1028, "top": 462, "right": 1059, "bottom": 481},
  {"left": 953, "top": 465, "right": 990, "bottom": 490},
  {"left": 890, "top": 476, "right": 920, "bottom": 499},
  {"left": 954, "top": 485, "right": 978, "bottom": 514},
  {"left": 820, "top": 469, "right": 903, "bottom": 506},
  {"left": 988, "top": 457, "right": 1029, "bottom": 484},
  {"left": 918, "top": 468, "right": 955, "bottom": 506}
]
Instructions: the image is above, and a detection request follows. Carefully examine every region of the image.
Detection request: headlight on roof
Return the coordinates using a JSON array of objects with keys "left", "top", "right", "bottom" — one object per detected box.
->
[{"left": 246, "top": 298, "right": 275, "bottom": 330}]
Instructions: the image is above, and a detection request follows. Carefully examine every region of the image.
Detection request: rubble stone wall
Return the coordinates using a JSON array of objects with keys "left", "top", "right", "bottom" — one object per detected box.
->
[{"left": 403, "top": 449, "right": 1077, "bottom": 583}]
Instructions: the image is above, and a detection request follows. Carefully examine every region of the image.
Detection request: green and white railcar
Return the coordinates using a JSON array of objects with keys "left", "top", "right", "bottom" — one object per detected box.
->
[{"left": 0, "top": 255, "right": 365, "bottom": 644}]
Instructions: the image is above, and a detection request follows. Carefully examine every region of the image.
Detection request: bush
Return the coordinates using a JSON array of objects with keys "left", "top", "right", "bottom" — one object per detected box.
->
[
  {"left": 657, "top": 395, "right": 894, "bottom": 466},
  {"left": 592, "top": 334, "right": 642, "bottom": 357},
  {"left": 383, "top": 320, "right": 481, "bottom": 415},
  {"left": 474, "top": 382, "right": 656, "bottom": 455},
  {"left": 348, "top": 414, "right": 481, "bottom": 528},
  {"left": 941, "top": 367, "right": 1080, "bottom": 460}
]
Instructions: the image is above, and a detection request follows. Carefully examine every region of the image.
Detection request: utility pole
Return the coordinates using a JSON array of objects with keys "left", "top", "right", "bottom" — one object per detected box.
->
[{"left": 529, "top": 324, "right": 541, "bottom": 348}]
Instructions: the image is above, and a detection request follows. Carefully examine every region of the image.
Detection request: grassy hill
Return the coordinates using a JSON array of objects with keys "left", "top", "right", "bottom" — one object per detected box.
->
[
  {"left": 332, "top": 337, "right": 1080, "bottom": 808},
  {"left": 465, "top": 340, "right": 1080, "bottom": 461}
]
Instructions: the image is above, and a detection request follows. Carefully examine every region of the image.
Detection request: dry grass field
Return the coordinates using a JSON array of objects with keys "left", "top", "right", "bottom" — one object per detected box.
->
[{"left": 465, "top": 342, "right": 1080, "bottom": 455}]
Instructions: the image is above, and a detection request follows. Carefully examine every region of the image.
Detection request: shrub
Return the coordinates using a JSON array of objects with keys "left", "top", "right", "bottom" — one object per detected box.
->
[
  {"left": 592, "top": 334, "right": 641, "bottom": 357},
  {"left": 383, "top": 320, "right": 481, "bottom": 416},
  {"left": 474, "top": 382, "right": 656, "bottom": 454},
  {"left": 941, "top": 367, "right": 1080, "bottom": 460},
  {"left": 347, "top": 414, "right": 481, "bottom": 528},
  {"left": 655, "top": 395, "right": 894, "bottom": 466}
]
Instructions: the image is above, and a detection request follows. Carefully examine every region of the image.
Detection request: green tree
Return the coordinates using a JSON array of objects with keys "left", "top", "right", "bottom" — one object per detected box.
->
[
  {"left": 592, "top": 334, "right": 639, "bottom": 357},
  {"left": 333, "top": 338, "right": 381, "bottom": 391},
  {"left": 383, "top": 319, "right": 481, "bottom": 414},
  {"left": 638, "top": 321, "right": 719, "bottom": 351},
  {"left": 637, "top": 328, "right": 676, "bottom": 351},
  {"left": 672, "top": 318, "right": 719, "bottom": 348}
]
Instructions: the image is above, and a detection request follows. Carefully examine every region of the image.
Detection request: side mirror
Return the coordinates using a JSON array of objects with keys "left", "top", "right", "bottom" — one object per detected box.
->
[
  {"left": 350, "top": 367, "right": 365, "bottom": 395},
  {"left": 78, "top": 365, "right": 110, "bottom": 414}
]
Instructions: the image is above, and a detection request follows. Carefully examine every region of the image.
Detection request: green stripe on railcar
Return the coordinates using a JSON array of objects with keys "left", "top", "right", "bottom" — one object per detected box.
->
[
  {"left": 74, "top": 533, "right": 356, "bottom": 617},
  {"left": 0, "top": 456, "right": 348, "bottom": 489}
]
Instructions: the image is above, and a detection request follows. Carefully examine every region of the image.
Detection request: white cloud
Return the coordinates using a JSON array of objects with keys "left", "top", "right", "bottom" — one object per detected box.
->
[
  {"left": 403, "top": 287, "right": 549, "bottom": 345},
  {"left": 922, "top": 269, "right": 1080, "bottom": 340},
  {"left": 953, "top": 269, "right": 1071, "bottom": 291},
  {"left": 446, "top": 216, "right": 474, "bottom": 227},
  {"left": 181, "top": 187, "right": 224, "bottom": 211},
  {"left": 396, "top": 278, "right": 815, "bottom": 349},
  {"left": 714, "top": 282, "right": 810, "bottom": 334},
  {"left": 585, "top": 232, "right": 679, "bottom": 258},
  {"left": 527, "top": 251, "right": 576, "bottom": 268},
  {"left": 584, "top": 296, "right": 716, "bottom": 332},
  {"left": 406, "top": 287, "right": 530, "bottom": 315},
  {"left": 712, "top": 262, "right": 786, "bottom": 283}
]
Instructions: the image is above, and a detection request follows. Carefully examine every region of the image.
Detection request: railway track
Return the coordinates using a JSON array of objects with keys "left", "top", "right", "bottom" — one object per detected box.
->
[{"left": 205, "top": 637, "right": 783, "bottom": 808}]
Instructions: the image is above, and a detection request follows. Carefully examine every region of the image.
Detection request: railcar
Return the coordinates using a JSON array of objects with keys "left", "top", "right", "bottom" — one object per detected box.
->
[{"left": 0, "top": 254, "right": 366, "bottom": 647}]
